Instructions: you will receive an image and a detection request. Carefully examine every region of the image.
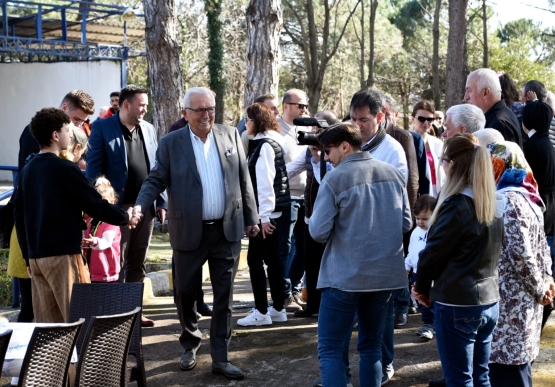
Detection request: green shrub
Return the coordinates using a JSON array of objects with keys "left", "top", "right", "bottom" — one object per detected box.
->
[{"left": 0, "top": 249, "right": 13, "bottom": 308}]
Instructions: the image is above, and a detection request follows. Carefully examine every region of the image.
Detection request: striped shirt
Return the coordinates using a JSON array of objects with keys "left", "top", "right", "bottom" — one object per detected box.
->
[{"left": 189, "top": 128, "right": 225, "bottom": 220}]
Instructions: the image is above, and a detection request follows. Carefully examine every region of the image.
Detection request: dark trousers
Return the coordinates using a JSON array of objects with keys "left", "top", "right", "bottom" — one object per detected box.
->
[
  {"left": 171, "top": 256, "right": 204, "bottom": 305},
  {"left": 119, "top": 204, "right": 155, "bottom": 283},
  {"left": 489, "top": 362, "right": 532, "bottom": 387},
  {"left": 303, "top": 223, "right": 324, "bottom": 310},
  {"left": 247, "top": 221, "right": 285, "bottom": 314},
  {"left": 16, "top": 277, "right": 33, "bottom": 322},
  {"left": 173, "top": 224, "right": 240, "bottom": 362}
]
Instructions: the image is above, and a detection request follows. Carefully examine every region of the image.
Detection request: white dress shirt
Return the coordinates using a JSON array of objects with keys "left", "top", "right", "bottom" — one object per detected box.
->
[
  {"left": 189, "top": 129, "right": 226, "bottom": 220},
  {"left": 364, "top": 134, "right": 409, "bottom": 183}
]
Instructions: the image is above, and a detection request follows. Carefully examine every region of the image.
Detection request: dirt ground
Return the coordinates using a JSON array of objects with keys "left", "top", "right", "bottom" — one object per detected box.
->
[{"left": 139, "top": 269, "right": 443, "bottom": 387}]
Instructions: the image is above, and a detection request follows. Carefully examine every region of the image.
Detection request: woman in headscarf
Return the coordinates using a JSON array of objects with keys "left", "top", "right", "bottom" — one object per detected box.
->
[{"left": 486, "top": 140, "right": 554, "bottom": 387}]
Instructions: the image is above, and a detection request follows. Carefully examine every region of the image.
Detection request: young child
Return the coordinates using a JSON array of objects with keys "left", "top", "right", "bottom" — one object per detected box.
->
[
  {"left": 82, "top": 177, "right": 121, "bottom": 282},
  {"left": 405, "top": 194, "right": 436, "bottom": 341}
]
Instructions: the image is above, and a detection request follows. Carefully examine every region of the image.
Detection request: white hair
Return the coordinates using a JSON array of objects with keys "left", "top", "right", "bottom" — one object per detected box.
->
[
  {"left": 469, "top": 68, "right": 502, "bottom": 99},
  {"left": 473, "top": 128, "right": 504, "bottom": 146},
  {"left": 446, "top": 104, "right": 486, "bottom": 133},
  {"left": 183, "top": 87, "right": 215, "bottom": 108}
]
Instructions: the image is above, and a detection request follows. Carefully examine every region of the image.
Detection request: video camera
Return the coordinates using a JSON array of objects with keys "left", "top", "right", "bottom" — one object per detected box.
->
[{"left": 292, "top": 118, "right": 329, "bottom": 146}]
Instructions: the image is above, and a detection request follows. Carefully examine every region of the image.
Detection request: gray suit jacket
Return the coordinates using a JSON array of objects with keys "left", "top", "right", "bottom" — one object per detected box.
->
[{"left": 135, "top": 124, "right": 258, "bottom": 251}]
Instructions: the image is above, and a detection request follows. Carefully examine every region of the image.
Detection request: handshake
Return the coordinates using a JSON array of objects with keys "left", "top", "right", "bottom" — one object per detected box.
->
[{"left": 126, "top": 205, "right": 167, "bottom": 229}]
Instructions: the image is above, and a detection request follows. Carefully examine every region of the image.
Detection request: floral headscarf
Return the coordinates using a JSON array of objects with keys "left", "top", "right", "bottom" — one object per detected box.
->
[{"left": 486, "top": 140, "right": 544, "bottom": 209}]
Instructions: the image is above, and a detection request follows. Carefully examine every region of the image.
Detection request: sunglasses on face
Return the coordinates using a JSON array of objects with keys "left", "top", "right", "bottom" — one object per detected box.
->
[
  {"left": 286, "top": 102, "right": 309, "bottom": 110},
  {"left": 415, "top": 116, "right": 434, "bottom": 123},
  {"left": 324, "top": 148, "right": 331, "bottom": 155}
]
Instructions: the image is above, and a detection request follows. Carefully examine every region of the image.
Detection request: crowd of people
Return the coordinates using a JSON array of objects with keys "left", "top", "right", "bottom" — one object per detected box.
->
[{"left": 4, "top": 66, "right": 555, "bottom": 387}]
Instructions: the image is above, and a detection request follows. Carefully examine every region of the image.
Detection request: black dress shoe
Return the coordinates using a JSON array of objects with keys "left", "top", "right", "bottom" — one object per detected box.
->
[
  {"left": 408, "top": 306, "right": 418, "bottom": 315},
  {"left": 294, "top": 306, "right": 319, "bottom": 317},
  {"left": 197, "top": 302, "right": 213, "bottom": 317},
  {"left": 428, "top": 378, "right": 446, "bottom": 387},
  {"left": 394, "top": 312, "right": 408, "bottom": 328},
  {"left": 212, "top": 361, "right": 244, "bottom": 380},
  {"left": 180, "top": 343, "right": 201, "bottom": 371}
]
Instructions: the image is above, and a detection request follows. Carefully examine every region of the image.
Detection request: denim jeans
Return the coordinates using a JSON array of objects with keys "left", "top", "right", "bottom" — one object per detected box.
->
[
  {"left": 276, "top": 206, "right": 293, "bottom": 296},
  {"left": 393, "top": 285, "right": 409, "bottom": 314},
  {"left": 285, "top": 199, "right": 305, "bottom": 296},
  {"left": 434, "top": 301, "right": 499, "bottom": 387},
  {"left": 381, "top": 296, "right": 394, "bottom": 374},
  {"left": 318, "top": 288, "right": 392, "bottom": 387},
  {"left": 411, "top": 273, "right": 434, "bottom": 325}
]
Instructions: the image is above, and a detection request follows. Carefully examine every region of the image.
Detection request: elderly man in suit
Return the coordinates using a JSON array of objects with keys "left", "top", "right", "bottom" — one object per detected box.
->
[
  {"left": 86, "top": 84, "right": 167, "bottom": 327},
  {"left": 133, "top": 87, "right": 259, "bottom": 380}
]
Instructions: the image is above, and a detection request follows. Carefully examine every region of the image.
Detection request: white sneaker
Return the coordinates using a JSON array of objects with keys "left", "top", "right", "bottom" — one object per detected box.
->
[
  {"left": 268, "top": 306, "right": 287, "bottom": 322},
  {"left": 237, "top": 309, "right": 272, "bottom": 326}
]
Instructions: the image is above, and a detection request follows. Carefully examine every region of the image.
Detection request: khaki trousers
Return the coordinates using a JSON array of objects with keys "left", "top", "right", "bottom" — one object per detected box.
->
[{"left": 30, "top": 254, "right": 90, "bottom": 323}]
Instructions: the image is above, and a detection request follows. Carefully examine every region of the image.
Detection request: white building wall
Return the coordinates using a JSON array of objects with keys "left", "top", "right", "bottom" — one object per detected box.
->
[{"left": 0, "top": 61, "right": 121, "bottom": 181}]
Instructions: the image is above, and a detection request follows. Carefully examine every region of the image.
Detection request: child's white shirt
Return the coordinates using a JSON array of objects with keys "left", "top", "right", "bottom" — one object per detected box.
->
[{"left": 405, "top": 226, "right": 428, "bottom": 272}]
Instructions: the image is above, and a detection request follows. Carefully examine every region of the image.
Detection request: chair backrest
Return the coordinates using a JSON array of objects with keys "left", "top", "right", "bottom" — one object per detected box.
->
[
  {"left": 75, "top": 307, "right": 141, "bottom": 387},
  {"left": 17, "top": 319, "right": 85, "bottom": 387},
  {"left": 68, "top": 283, "right": 144, "bottom": 358},
  {"left": 0, "top": 329, "right": 13, "bottom": 372}
]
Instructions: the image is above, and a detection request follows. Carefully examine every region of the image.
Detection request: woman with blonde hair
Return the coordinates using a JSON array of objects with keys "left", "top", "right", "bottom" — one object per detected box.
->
[
  {"left": 60, "top": 123, "right": 88, "bottom": 167},
  {"left": 413, "top": 133, "right": 504, "bottom": 387},
  {"left": 411, "top": 101, "right": 444, "bottom": 196}
]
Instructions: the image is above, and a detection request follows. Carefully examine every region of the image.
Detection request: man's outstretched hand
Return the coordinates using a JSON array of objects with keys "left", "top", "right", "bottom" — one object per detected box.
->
[{"left": 127, "top": 205, "right": 143, "bottom": 229}]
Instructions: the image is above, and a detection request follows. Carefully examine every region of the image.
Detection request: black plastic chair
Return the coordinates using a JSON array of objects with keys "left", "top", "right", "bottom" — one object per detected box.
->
[
  {"left": 0, "top": 329, "right": 13, "bottom": 373},
  {"left": 75, "top": 307, "right": 141, "bottom": 387},
  {"left": 68, "top": 283, "right": 146, "bottom": 387},
  {"left": 17, "top": 319, "right": 85, "bottom": 387}
]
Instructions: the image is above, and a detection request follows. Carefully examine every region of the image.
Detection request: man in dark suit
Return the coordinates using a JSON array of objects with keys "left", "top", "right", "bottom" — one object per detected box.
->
[
  {"left": 464, "top": 68, "right": 523, "bottom": 148},
  {"left": 86, "top": 85, "right": 167, "bottom": 327},
  {"left": 133, "top": 87, "right": 259, "bottom": 380}
]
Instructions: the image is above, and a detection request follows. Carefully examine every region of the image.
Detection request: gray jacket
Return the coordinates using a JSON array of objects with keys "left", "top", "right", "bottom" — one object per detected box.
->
[{"left": 309, "top": 151, "right": 412, "bottom": 292}]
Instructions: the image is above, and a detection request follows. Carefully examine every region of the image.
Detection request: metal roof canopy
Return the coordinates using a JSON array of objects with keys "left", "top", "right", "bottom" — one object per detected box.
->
[{"left": 0, "top": 0, "right": 145, "bottom": 63}]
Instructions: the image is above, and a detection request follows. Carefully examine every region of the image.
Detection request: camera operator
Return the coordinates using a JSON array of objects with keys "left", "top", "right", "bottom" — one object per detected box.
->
[{"left": 286, "top": 110, "right": 338, "bottom": 317}]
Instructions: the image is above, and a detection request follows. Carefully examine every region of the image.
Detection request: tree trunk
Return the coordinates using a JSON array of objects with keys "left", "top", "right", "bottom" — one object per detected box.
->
[
  {"left": 444, "top": 0, "right": 468, "bottom": 110},
  {"left": 244, "top": 0, "right": 282, "bottom": 108},
  {"left": 432, "top": 0, "right": 441, "bottom": 109},
  {"left": 359, "top": 0, "right": 365, "bottom": 88},
  {"left": 142, "top": 0, "right": 184, "bottom": 138},
  {"left": 205, "top": 0, "right": 226, "bottom": 124},
  {"left": 482, "top": 0, "right": 488, "bottom": 68},
  {"left": 366, "top": 0, "right": 378, "bottom": 87}
]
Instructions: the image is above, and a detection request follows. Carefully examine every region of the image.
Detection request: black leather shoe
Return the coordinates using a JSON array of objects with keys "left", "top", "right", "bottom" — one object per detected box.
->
[
  {"left": 294, "top": 306, "right": 319, "bottom": 317},
  {"left": 197, "top": 302, "right": 213, "bottom": 317},
  {"left": 212, "top": 361, "right": 244, "bottom": 380},
  {"left": 408, "top": 306, "right": 418, "bottom": 315},
  {"left": 428, "top": 378, "right": 446, "bottom": 387},
  {"left": 179, "top": 343, "right": 201, "bottom": 371},
  {"left": 394, "top": 312, "right": 408, "bottom": 328}
]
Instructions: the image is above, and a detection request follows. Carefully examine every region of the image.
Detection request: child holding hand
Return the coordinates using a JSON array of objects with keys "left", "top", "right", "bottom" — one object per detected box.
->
[
  {"left": 405, "top": 194, "right": 436, "bottom": 341},
  {"left": 82, "top": 177, "right": 121, "bottom": 282}
]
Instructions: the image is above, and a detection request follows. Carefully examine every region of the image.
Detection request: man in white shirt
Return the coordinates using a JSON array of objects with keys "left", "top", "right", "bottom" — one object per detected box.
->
[
  {"left": 349, "top": 89, "right": 408, "bottom": 181},
  {"left": 277, "top": 89, "right": 309, "bottom": 311},
  {"left": 349, "top": 88, "right": 409, "bottom": 385}
]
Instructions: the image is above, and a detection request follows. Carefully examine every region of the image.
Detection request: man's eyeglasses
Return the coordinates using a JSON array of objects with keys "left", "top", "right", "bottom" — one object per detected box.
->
[
  {"left": 324, "top": 148, "right": 332, "bottom": 155},
  {"left": 185, "top": 107, "right": 216, "bottom": 116},
  {"left": 415, "top": 116, "right": 434, "bottom": 123},
  {"left": 285, "top": 102, "right": 309, "bottom": 111}
]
